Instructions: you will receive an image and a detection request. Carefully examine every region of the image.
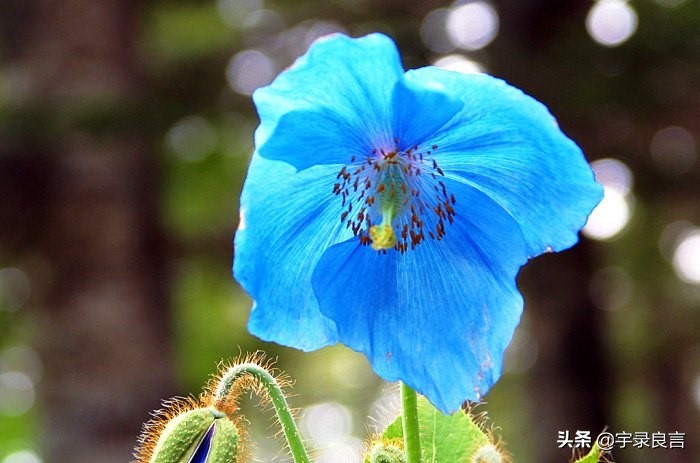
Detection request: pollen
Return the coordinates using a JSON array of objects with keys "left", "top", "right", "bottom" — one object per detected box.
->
[
  {"left": 332, "top": 141, "right": 456, "bottom": 254},
  {"left": 369, "top": 223, "right": 397, "bottom": 250}
]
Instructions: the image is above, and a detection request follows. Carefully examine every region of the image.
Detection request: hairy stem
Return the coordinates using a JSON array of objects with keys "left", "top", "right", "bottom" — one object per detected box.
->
[
  {"left": 401, "top": 383, "right": 422, "bottom": 463},
  {"left": 215, "top": 363, "right": 310, "bottom": 463}
]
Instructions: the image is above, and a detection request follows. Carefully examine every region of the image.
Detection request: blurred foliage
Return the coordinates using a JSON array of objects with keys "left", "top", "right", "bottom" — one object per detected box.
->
[{"left": 143, "top": 3, "right": 239, "bottom": 61}]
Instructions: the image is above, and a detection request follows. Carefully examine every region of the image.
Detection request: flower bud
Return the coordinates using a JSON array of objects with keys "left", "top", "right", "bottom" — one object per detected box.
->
[
  {"left": 140, "top": 407, "right": 239, "bottom": 463},
  {"left": 471, "top": 443, "right": 504, "bottom": 463},
  {"left": 366, "top": 439, "right": 406, "bottom": 463}
]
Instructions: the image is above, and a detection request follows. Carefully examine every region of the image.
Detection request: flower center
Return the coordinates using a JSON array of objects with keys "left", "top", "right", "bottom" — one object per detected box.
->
[{"left": 332, "top": 142, "right": 456, "bottom": 253}]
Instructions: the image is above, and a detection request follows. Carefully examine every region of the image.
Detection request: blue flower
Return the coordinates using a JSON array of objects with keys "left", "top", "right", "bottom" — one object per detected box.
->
[{"left": 233, "top": 33, "right": 602, "bottom": 413}]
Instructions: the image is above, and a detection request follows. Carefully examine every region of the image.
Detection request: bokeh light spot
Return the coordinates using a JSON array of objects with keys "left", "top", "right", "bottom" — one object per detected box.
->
[
  {"left": 672, "top": 229, "right": 700, "bottom": 284},
  {"left": 590, "top": 158, "right": 633, "bottom": 195},
  {"left": 446, "top": 1, "right": 499, "bottom": 51},
  {"left": 0, "top": 371, "right": 35, "bottom": 416},
  {"left": 301, "top": 402, "right": 352, "bottom": 445},
  {"left": 649, "top": 126, "right": 697, "bottom": 175},
  {"left": 659, "top": 220, "right": 692, "bottom": 260},
  {"left": 433, "top": 54, "right": 485, "bottom": 74},
  {"left": 304, "top": 21, "right": 347, "bottom": 48},
  {"left": 420, "top": 8, "right": 454, "bottom": 54},
  {"left": 584, "top": 188, "right": 631, "bottom": 240},
  {"left": 313, "top": 438, "right": 362, "bottom": 463},
  {"left": 280, "top": 21, "right": 348, "bottom": 58},
  {"left": 242, "top": 9, "right": 286, "bottom": 38},
  {"left": 166, "top": 116, "right": 217, "bottom": 162},
  {"left": 217, "top": 0, "right": 263, "bottom": 29},
  {"left": 586, "top": 0, "right": 638, "bottom": 47},
  {"left": 226, "top": 49, "right": 276, "bottom": 96},
  {"left": 583, "top": 158, "right": 634, "bottom": 240},
  {"left": 1, "top": 451, "right": 42, "bottom": 463},
  {"left": 0, "top": 346, "right": 43, "bottom": 384},
  {"left": 300, "top": 402, "right": 360, "bottom": 463}
]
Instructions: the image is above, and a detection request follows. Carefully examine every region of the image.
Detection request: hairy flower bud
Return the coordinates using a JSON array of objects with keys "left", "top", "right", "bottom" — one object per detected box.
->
[
  {"left": 471, "top": 443, "right": 504, "bottom": 463},
  {"left": 368, "top": 445, "right": 406, "bottom": 463},
  {"left": 136, "top": 406, "right": 239, "bottom": 463}
]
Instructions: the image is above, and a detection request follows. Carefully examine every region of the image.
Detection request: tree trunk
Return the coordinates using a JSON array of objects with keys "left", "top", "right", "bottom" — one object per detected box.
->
[{"left": 3, "top": 0, "right": 177, "bottom": 461}]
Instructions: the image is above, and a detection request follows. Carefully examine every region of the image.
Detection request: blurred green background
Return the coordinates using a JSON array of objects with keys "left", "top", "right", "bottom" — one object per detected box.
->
[{"left": 1, "top": 0, "right": 699, "bottom": 462}]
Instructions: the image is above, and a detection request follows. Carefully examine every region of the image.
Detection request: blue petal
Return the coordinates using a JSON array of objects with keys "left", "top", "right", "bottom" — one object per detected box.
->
[
  {"left": 190, "top": 423, "right": 214, "bottom": 463},
  {"left": 391, "top": 75, "right": 463, "bottom": 150},
  {"left": 253, "top": 33, "right": 403, "bottom": 170},
  {"left": 257, "top": 107, "right": 374, "bottom": 170},
  {"left": 311, "top": 179, "right": 528, "bottom": 413},
  {"left": 405, "top": 68, "right": 603, "bottom": 256},
  {"left": 234, "top": 153, "right": 356, "bottom": 350}
]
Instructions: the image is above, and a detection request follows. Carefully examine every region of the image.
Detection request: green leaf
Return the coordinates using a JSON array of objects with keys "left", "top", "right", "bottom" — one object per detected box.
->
[{"left": 382, "top": 396, "right": 493, "bottom": 463}]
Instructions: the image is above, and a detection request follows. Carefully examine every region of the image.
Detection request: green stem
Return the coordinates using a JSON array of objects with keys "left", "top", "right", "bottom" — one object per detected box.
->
[
  {"left": 401, "top": 382, "right": 422, "bottom": 463},
  {"left": 215, "top": 363, "right": 311, "bottom": 463}
]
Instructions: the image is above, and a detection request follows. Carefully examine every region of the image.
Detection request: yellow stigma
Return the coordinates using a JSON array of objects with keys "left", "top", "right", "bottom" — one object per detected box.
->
[
  {"left": 369, "top": 223, "right": 397, "bottom": 250},
  {"left": 369, "top": 199, "right": 399, "bottom": 251}
]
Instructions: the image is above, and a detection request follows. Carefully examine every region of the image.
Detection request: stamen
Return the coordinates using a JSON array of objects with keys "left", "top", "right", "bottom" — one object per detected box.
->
[{"left": 332, "top": 143, "right": 456, "bottom": 253}]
